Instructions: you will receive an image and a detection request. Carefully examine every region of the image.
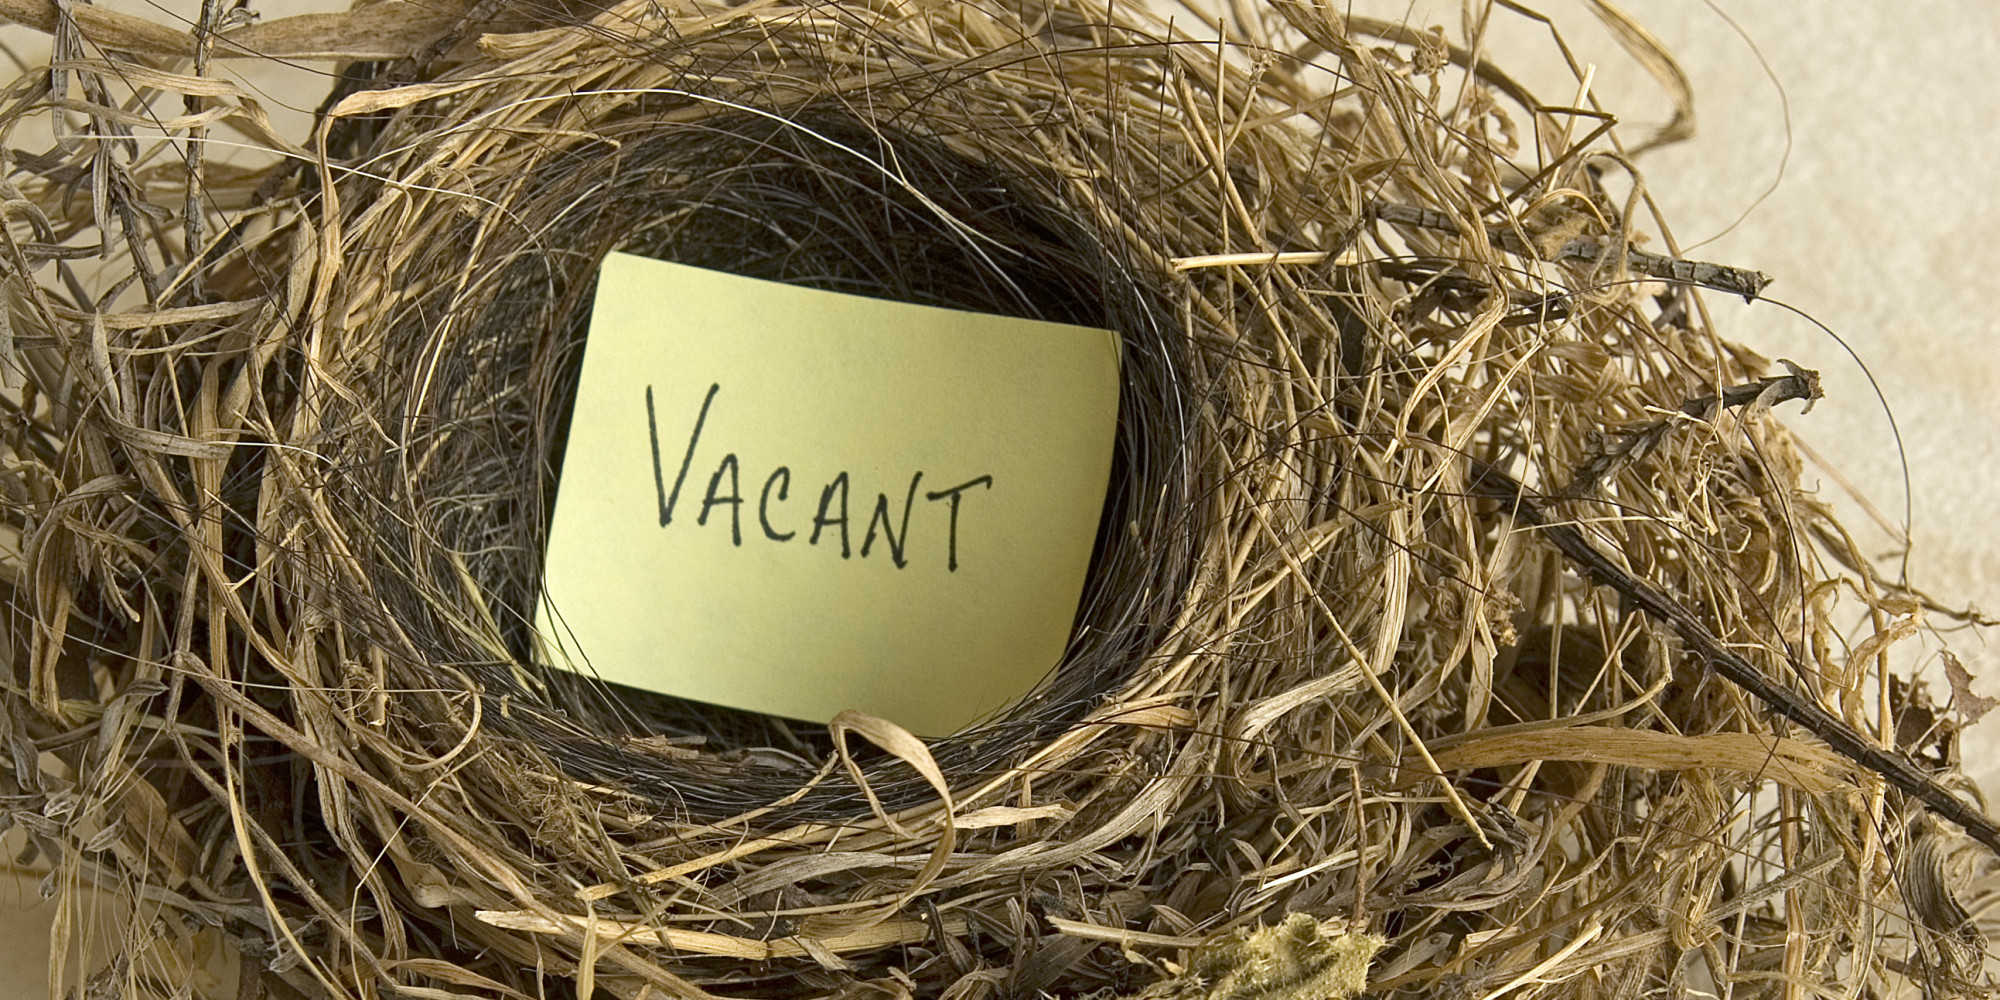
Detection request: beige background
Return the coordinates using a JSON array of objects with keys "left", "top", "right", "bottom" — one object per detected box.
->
[{"left": 7, "top": 0, "right": 2000, "bottom": 992}]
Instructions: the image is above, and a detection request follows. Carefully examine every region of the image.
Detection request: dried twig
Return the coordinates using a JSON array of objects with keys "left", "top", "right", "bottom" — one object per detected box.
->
[
  {"left": 1373, "top": 201, "right": 1773, "bottom": 300},
  {"left": 1562, "top": 360, "right": 1822, "bottom": 497},
  {"left": 1468, "top": 459, "right": 2000, "bottom": 855}
]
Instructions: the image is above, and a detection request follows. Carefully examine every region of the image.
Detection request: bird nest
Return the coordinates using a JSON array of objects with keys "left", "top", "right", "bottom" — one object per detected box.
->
[{"left": 0, "top": 1, "right": 1992, "bottom": 999}]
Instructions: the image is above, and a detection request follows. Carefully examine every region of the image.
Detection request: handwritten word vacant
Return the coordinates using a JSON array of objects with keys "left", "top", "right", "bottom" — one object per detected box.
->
[{"left": 645, "top": 384, "right": 993, "bottom": 571}]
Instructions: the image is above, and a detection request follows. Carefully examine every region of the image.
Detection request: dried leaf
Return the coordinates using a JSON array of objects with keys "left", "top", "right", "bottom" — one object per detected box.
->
[
  {"left": 1413, "top": 726, "right": 1854, "bottom": 795},
  {"left": 1942, "top": 651, "right": 1997, "bottom": 725}
]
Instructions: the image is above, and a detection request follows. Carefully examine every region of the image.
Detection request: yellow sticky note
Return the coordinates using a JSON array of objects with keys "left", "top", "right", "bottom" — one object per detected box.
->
[{"left": 537, "top": 252, "right": 1120, "bottom": 736}]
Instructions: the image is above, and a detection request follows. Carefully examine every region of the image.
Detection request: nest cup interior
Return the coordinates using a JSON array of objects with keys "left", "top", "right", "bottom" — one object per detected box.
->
[{"left": 344, "top": 105, "right": 1197, "bottom": 817}]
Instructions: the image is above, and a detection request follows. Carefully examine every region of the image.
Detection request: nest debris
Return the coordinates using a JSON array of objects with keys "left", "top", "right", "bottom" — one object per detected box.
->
[{"left": 0, "top": 1, "right": 1995, "bottom": 999}]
